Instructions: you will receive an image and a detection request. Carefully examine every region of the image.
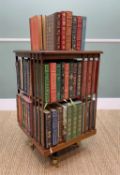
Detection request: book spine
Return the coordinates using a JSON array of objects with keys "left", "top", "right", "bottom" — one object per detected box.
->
[
  {"left": 61, "top": 63, "right": 64, "bottom": 99},
  {"left": 92, "top": 58, "right": 99, "bottom": 97},
  {"left": 56, "top": 63, "right": 61, "bottom": 100},
  {"left": 66, "top": 103, "right": 72, "bottom": 140},
  {"left": 76, "top": 61, "right": 82, "bottom": 96},
  {"left": 44, "top": 63, "right": 50, "bottom": 103},
  {"left": 41, "top": 110, "right": 45, "bottom": 147},
  {"left": 81, "top": 102, "right": 86, "bottom": 133},
  {"left": 50, "top": 63, "right": 56, "bottom": 102},
  {"left": 73, "top": 62, "right": 77, "bottom": 97},
  {"left": 64, "top": 63, "right": 69, "bottom": 99},
  {"left": 55, "top": 12, "right": 61, "bottom": 50},
  {"left": 76, "top": 16, "right": 82, "bottom": 50},
  {"left": 76, "top": 102, "right": 82, "bottom": 136},
  {"left": 20, "top": 58, "right": 23, "bottom": 90},
  {"left": 45, "top": 111, "right": 52, "bottom": 148},
  {"left": 81, "top": 16, "right": 87, "bottom": 50},
  {"left": 46, "top": 14, "right": 55, "bottom": 50},
  {"left": 38, "top": 60, "right": 41, "bottom": 98},
  {"left": 72, "top": 16, "right": 77, "bottom": 50},
  {"left": 69, "top": 62, "right": 74, "bottom": 98},
  {"left": 81, "top": 58, "right": 88, "bottom": 99},
  {"left": 66, "top": 11, "right": 72, "bottom": 50},
  {"left": 87, "top": 58, "right": 93, "bottom": 97},
  {"left": 71, "top": 103, "right": 77, "bottom": 138},
  {"left": 57, "top": 106, "right": 63, "bottom": 143},
  {"left": 60, "top": 12, "right": 66, "bottom": 50},
  {"left": 62, "top": 104, "right": 67, "bottom": 141},
  {"left": 51, "top": 109, "right": 58, "bottom": 146}
]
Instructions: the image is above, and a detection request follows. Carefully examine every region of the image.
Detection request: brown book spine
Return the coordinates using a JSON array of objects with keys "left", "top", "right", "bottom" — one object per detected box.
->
[
  {"left": 91, "top": 58, "right": 99, "bottom": 96},
  {"left": 66, "top": 11, "right": 72, "bottom": 50},
  {"left": 46, "top": 12, "right": 60, "bottom": 50},
  {"left": 60, "top": 12, "right": 67, "bottom": 50},
  {"left": 64, "top": 63, "right": 69, "bottom": 99},
  {"left": 72, "top": 16, "right": 77, "bottom": 50},
  {"left": 76, "top": 16, "right": 82, "bottom": 50},
  {"left": 87, "top": 59, "right": 93, "bottom": 97},
  {"left": 81, "top": 59, "right": 88, "bottom": 99},
  {"left": 50, "top": 63, "right": 56, "bottom": 102},
  {"left": 55, "top": 12, "right": 61, "bottom": 50}
]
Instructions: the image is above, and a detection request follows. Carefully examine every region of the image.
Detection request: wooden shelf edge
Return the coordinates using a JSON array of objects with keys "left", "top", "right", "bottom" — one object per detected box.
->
[{"left": 18, "top": 124, "right": 96, "bottom": 157}]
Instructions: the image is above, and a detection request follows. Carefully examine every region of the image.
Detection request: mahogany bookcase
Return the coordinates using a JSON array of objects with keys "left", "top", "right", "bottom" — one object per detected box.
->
[{"left": 14, "top": 50, "right": 103, "bottom": 165}]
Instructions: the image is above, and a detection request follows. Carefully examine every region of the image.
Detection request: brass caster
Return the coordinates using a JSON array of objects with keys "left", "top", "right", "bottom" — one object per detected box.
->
[{"left": 51, "top": 158, "right": 59, "bottom": 167}]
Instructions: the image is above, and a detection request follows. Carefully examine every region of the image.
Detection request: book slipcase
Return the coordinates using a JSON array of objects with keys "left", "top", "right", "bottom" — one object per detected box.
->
[{"left": 15, "top": 50, "right": 102, "bottom": 157}]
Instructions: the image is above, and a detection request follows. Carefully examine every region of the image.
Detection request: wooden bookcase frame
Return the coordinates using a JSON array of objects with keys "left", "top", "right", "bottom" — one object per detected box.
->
[{"left": 14, "top": 50, "right": 103, "bottom": 157}]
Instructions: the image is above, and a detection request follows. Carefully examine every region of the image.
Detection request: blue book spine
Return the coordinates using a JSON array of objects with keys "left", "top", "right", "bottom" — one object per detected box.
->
[
  {"left": 81, "top": 17, "right": 87, "bottom": 50},
  {"left": 51, "top": 109, "right": 58, "bottom": 146}
]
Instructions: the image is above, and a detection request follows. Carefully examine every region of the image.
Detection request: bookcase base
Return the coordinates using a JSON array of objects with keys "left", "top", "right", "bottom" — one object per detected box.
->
[{"left": 19, "top": 123, "right": 96, "bottom": 157}]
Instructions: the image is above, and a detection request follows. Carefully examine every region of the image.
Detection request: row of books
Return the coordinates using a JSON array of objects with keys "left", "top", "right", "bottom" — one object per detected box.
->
[
  {"left": 29, "top": 11, "right": 87, "bottom": 51},
  {"left": 16, "top": 57, "right": 99, "bottom": 102},
  {"left": 17, "top": 94, "right": 96, "bottom": 149}
]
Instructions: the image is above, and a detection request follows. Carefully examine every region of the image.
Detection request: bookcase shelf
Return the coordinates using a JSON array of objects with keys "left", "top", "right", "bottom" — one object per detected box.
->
[{"left": 15, "top": 50, "right": 102, "bottom": 163}]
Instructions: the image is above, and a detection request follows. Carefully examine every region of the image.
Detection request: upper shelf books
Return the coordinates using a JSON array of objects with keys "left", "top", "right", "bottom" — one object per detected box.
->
[{"left": 29, "top": 11, "right": 87, "bottom": 51}]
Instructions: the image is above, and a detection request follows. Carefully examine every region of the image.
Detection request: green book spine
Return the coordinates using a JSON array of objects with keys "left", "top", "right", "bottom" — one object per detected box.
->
[
  {"left": 71, "top": 102, "right": 77, "bottom": 138},
  {"left": 66, "top": 103, "right": 72, "bottom": 141},
  {"left": 76, "top": 102, "right": 82, "bottom": 136},
  {"left": 62, "top": 104, "right": 67, "bottom": 141},
  {"left": 56, "top": 63, "right": 61, "bottom": 100},
  {"left": 81, "top": 102, "right": 86, "bottom": 133},
  {"left": 44, "top": 63, "right": 50, "bottom": 103}
]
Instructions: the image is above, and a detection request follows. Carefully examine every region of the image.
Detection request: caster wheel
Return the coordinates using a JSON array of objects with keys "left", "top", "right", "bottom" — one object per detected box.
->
[{"left": 51, "top": 157, "right": 59, "bottom": 167}]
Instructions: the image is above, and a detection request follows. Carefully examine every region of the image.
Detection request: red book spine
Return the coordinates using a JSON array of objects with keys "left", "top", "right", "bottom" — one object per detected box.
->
[
  {"left": 81, "top": 59, "right": 88, "bottom": 99},
  {"left": 92, "top": 58, "right": 99, "bottom": 95},
  {"left": 76, "top": 16, "right": 82, "bottom": 50},
  {"left": 64, "top": 63, "right": 69, "bottom": 99},
  {"left": 29, "top": 16, "right": 42, "bottom": 51},
  {"left": 60, "top": 12, "right": 66, "bottom": 50},
  {"left": 87, "top": 59, "right": 93, "bottom": 96},
  {"left": 50, "top": 63, "right": 56, "bottom": 102}
]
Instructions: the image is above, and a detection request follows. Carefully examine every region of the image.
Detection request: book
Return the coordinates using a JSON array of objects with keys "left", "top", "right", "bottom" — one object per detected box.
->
[
  {"left": 51, "top": 108, "right": 58, "bottom": 146},
  {"left": 50, "top": 63, "right": 56, "bottom": 102},
  {"left": 29, "top": 15, "right": 43, "bottom": 51},
  {"left": 44, "top": 63, "right": 50, "bottom": 103},
  {"left": 44, "top": 109, "right": 52, "bottom": 148},
  {"left": 46, "top": 12, "right": 61, "bottom": 50},
  {"left": 81, "top": 16, "right": 87, "bottom": 50},
  {"left": 56, "top": 63, "right": 61, "bottom": 100}
]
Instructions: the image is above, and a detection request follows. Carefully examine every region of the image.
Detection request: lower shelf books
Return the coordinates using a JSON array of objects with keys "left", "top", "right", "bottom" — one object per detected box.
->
[{"left": 17, "top": 94, "right": 96, "bottom": 149}]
